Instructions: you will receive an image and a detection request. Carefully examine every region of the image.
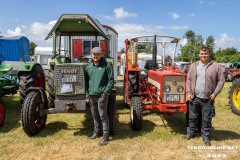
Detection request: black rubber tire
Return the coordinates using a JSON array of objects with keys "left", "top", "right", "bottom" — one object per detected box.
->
[
  {"left": 107, "top": 90, "right": 116, "bottom": 135},
  {"left": 0, "top": 100, "right": 5, "bottom": 127},
  {"left": 130, "top": 96, "right": 142, "bottom": 131},
  {"left": 128, "top": 72, "right": 138, "bottom": 95},
  {"left": 19, "top": 65, "right": 46, "bottom": 103},
  {"left": 47, "top": 70, "right": 55, "bottom": 107},
  {"left": 21, "top": 91, "right": 47, "bottom": 136},
  {"left": 228, "top": 79, "right": 240, "bottom": 115}
]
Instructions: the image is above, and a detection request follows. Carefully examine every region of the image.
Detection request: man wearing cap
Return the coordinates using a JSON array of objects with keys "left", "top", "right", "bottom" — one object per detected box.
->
[
  {"left": 184, "top": 45, "right": 225, "bottom": 146},
  {"left": 85, "top": 47, "right": 114, "bottom": 146}
]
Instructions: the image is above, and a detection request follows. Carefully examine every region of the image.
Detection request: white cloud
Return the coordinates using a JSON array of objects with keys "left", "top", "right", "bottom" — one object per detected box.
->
[
  {"left": 169, "top": 12, "right": 180, "bottom": 19},
  {"left": 114, "top": 7, "right": 137, "bottom": 19},
  {"left": 7, "top": 27, "right": 24, "bottom": 36},
  {"left": 215, "top": 33, "right": 240, "bottom": 50},
  {"left": 169, "top": 25, "right": 190, "bottom": 30},
  {"left": 5, "top": 20, "right": 56, "bottom": 47},
  {"left": 111, "top": 23, "right": 167, "bottom": 50}
]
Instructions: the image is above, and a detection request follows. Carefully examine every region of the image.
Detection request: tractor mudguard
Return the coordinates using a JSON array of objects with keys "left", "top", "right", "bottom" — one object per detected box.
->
[
  {"left": 25, "top": 87, "right": 48, "bottom": 109},
  {"left": 18, "top": 62, "right": 40, "bottom": 72}
]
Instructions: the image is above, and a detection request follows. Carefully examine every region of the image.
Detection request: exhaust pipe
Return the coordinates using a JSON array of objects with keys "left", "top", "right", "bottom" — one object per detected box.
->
[{"left": 152, "top": 35, "right": 157, "bottom": 70}]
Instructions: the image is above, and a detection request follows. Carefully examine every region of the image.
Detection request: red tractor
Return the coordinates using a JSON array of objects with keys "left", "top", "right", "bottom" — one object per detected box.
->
[{"left": 123, "top": 35, "right": 187, "bottom": 131}]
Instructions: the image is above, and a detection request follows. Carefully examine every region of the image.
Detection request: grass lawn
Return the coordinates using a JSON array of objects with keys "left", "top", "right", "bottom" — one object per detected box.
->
[{"left": 0, "top": 82, "right": 240, "bottom": 160}]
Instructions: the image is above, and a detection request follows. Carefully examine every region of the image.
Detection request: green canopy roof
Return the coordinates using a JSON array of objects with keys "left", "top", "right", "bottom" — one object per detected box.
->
[{"left": 45, "top": 14, "right": 109, "bottom": 40}]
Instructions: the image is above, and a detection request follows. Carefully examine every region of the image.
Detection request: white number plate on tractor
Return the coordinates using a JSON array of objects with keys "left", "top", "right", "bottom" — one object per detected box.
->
[
  {"left": 62, "top": 75, "right": 77, "bottom": 82},
  {"left": 166, "top": 94, "right": 180, "bottom": 102}
]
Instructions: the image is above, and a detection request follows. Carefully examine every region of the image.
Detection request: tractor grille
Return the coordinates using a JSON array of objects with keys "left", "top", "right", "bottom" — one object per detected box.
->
[
  {"left": 54, "top": 64, "right": 86, "bottom": 95},
  {"left": 162, "top": 75, "right": 186, "bottom": 103}
]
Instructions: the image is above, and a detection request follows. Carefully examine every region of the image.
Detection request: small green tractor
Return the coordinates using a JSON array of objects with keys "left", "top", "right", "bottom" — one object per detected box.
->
[
  {"left": 21, "top": 14, "right": 117, "bottom": 136},
  {"left": 0, "top": 54, "right": 45, "bottom": 127}
]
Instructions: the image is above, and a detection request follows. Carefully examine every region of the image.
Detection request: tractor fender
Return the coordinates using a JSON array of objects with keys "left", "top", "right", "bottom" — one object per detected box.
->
[
  {"left": 18, "top": 62, "right": 42, "bottom": 73},
  {"left": 25, "top": 87, "right": 48, "bottom": 109}
]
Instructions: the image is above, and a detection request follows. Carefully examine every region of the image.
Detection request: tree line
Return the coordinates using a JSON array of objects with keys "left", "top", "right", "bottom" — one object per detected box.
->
[{"left": 177, "top": 30, "right": 240, "bottom": 63}]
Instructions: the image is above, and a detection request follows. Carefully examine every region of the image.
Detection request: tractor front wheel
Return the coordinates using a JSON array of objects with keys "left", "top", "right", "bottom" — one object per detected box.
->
[
  {"left": 228, "top": 79, "right": 240, "bottom": 115},
  {"left": 130, "top": 96, "right": 142, "bottom": 131},
  {"left": 0, "top": 100, "right": 5, "bottom": 127},
  {"left": 21, "top": 91, "right": 47, "bottom": 136}
]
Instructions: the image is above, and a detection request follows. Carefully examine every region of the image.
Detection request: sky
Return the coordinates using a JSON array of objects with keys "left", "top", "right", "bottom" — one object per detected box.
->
[{"left": 1, "top": 0, "right": 240, "bottom": 53}]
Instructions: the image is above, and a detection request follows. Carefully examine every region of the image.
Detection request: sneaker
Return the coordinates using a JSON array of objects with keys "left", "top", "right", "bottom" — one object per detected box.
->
[
  {"left": 183, "top": 134, "right": 195, "bottom": 140},
  {"left": 99, "top": 137, "right": 109, "bottom": 146},
  {"left": 88, "top": 132, "right": 101, "bottom": 139},
  {"left": 203, "top": 138, "right": 211, "bottom": 146}
]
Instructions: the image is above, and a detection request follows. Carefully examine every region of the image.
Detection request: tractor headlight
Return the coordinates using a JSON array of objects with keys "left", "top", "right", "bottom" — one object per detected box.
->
[
  {"left": 177, "top": 85, "right": 184, "bottom": 93},
  {"left": 164, "top": 85, "right": 171, "bottom": 93}
]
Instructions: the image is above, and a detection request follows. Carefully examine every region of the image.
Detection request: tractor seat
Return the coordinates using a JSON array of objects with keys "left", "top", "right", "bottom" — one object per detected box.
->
[
  {"left": 0, "top": 64, "right": 13, "bottom": 72},
  {"left": 144, "top": 60, "right": 159, "bottom": 70}
]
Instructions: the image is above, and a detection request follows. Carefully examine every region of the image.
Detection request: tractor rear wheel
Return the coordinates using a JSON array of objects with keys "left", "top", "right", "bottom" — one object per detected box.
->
[
  {"left": 228, "top": 79, "right": 240, "bottom": 115},
  {"left": 21, "top": 91, "right": 47, "bottom": 136},
  {"left": 130, "top": 96, "right": 142, "bottom": 131},
  {"left": 107, "top": 91, "right": 116, "bottom": 135},
  {"left": 47, "top": 70, "right": 55, "bottom": 107},
  {"left": 19, "top": 65, "right": 45, "bottom": 103},
  {"left": 0, "top": 100, "right": 5, "bottom": 127}
]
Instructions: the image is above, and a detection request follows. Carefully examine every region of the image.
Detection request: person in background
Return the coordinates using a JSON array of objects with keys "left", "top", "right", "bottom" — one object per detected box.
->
[
  {"left": 184, "top": 45, "right": 225, "bottom": 146},
  {"left": 85, "top": 47, "right": 114, "bottom": 146}
]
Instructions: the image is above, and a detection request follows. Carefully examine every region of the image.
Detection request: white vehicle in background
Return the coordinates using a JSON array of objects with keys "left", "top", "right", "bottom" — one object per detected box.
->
[
  {"left": 174, "top": 61, "right": 191, "bottom": 73},
  {"left": 31, "top": 52, "right": 52, "bottom": 76},
  {"left": 119, "top": 53, "right": 162, "bottom": 76}
]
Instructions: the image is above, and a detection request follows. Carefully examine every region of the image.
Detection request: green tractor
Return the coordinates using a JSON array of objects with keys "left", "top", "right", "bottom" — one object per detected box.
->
[
  {"left": 0, "top": 54, "right": 45, "bottom": 127},
  {"left": 21, "top": 14, "right": 117, "bottom": 136}
]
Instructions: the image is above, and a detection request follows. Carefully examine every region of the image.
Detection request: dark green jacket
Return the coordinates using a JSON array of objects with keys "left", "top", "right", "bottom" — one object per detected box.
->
[{"left": 85, "top": 57, "right": 114, "bottom": 98}]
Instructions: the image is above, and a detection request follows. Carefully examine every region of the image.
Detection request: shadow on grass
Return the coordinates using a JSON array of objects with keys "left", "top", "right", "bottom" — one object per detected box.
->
[
  {"left": 35, "top": 121, "right": 68, "bottom": 137},
  {"left": 0, "top": 96, "right": 22, "bottom": 133},
  {"left": 211, "top": 128, "right": 240, "bottom": 141},
  {"left": 73, "top": 103, "right": 156, "bottom": 139}
]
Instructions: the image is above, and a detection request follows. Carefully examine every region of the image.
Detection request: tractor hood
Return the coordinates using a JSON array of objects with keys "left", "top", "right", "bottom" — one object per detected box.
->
[{"left": 45, "top": 14, "right": 109, "bottom": 40}]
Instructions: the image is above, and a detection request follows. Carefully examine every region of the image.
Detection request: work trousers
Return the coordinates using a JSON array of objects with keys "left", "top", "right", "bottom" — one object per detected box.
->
[
  {"left": 89, "top": 95, "right": 109, "bottom": 137},
  {"left": 187, "top": 97, "right": 215, "bottom": 139}
]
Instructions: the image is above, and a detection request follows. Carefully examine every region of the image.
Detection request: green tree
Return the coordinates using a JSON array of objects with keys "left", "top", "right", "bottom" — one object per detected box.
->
[
  {"left": 29, "top": 42, "right": 37, "bottom": 56},
  {"left": 177, "top": 30, "right": 215, "bottom": 62},
  {"left": 214, "top": 47, "right": 240, "bottom": 63}
]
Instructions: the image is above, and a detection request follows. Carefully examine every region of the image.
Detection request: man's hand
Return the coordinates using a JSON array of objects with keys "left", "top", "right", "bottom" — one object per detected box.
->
[
  {"left": 100, "top": 93, "right": 107, "bottom": 98},
  {"left": 209, "top": 94, "right": 216, "bottom": 100},
  {"left": 86, "top": 98, "right": 90, "bottom": 103},
  {"left": 187, "top": 94, "right": 193, "bottom": 101}
]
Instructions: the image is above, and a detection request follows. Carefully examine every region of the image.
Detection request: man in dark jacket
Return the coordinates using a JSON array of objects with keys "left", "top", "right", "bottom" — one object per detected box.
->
[
  {"left": 184, "top": 45, "right": 225, "bottom": 146},
  {"left": 85, "top": 47, "right": 114, "bottom": 146}
]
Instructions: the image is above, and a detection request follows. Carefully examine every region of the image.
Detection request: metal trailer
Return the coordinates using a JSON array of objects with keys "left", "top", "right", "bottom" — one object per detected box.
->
[{"left": 0, "top": 36, "right": 30, "bottom": 61}]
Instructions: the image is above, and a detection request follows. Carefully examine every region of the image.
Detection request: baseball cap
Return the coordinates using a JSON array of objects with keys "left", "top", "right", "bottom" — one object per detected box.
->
[{"left": 92, "top": 47, "right": 102, "bottom": 54}]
